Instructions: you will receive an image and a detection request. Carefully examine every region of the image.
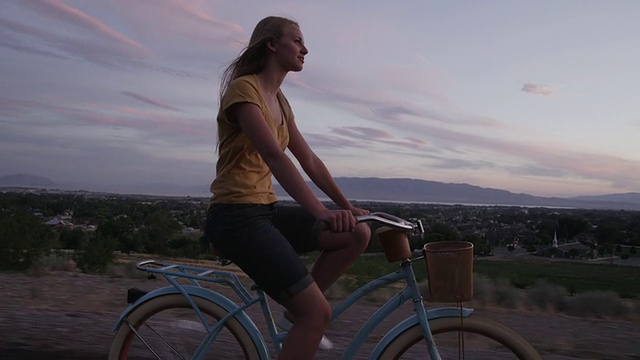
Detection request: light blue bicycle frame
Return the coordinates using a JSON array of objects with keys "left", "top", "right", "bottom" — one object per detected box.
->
[
  {"left": 332, "top": 258, "right": 472, "bottom": 360},
  {"left": 113, "top": 257, "right": 473, "bottom": 360}
]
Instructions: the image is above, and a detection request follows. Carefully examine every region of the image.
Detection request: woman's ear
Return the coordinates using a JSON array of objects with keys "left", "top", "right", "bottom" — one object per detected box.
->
[{"left": 266, "top": 39, "right": 277, "bottom": 52}]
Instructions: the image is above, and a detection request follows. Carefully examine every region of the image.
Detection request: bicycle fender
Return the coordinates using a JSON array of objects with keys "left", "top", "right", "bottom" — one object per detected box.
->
[
  {"left": 369, "top": 307, "right": 474, "bottom": 359},
  {"left": 111, "top": 285, "right": 269, "bottom": 358}
]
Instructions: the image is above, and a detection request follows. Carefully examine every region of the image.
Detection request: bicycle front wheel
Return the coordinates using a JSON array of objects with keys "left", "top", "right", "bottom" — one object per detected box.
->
[
  {"left": 108, "top": 294, "right": 262, "bottom": 360},
  {"left": 378, "top": 315, "right": 542, "bottom": 360}
]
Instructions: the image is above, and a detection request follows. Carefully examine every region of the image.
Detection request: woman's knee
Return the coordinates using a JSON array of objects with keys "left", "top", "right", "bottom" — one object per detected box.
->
[
  {"left": 317, "top": 223, "right": 371, "bottom": 252},
  {"left": 285, "top": 284, "right": 331, "bottom": 324},
  {"left": 352, "top": 223, "right": 371, "bottom": 250},
  {"left": 314, "top": 297, "right": 331, "bottom": 324}
]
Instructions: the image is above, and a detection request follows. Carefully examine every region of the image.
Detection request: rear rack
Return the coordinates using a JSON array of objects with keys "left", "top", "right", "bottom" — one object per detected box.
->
[{"left": 133, "top": 260, "right": 254, "bottom": 303}]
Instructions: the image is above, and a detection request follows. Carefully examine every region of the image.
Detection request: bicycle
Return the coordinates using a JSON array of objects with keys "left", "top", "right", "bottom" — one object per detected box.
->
[{"left": 108, "top": 212, "right": 542, "bottom": 359}]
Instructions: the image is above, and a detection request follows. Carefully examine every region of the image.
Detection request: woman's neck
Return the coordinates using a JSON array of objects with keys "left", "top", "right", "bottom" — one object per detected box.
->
[{"left": 256, "top": 68, "right": 286, "bottom": 99}]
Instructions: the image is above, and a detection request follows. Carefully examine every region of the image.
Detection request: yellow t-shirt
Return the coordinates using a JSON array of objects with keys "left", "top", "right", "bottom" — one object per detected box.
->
[{"left": 210, "top": 74, "right": 293, "bottom": 204}]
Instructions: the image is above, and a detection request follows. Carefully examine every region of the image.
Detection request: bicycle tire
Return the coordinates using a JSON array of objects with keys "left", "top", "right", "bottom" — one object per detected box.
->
[
  {"left": 108, "top": 293, "right": 262, "bottom": 360},
  {"left": 377, "top": 315, "right": 542, "bottom": 360}
]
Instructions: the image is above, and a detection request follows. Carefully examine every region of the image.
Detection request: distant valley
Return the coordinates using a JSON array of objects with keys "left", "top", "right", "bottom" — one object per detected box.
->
[
  {"left": 276, "top": 177, "right": 640, "bottom": 211},
  {"left": 2, "top": 173, "right": 640, "bottom": 211}
]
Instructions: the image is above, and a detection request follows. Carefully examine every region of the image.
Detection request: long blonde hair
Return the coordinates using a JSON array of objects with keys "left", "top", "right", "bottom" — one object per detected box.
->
[{"left": 219, "top": 16, "right": 299, "bottom": 103}]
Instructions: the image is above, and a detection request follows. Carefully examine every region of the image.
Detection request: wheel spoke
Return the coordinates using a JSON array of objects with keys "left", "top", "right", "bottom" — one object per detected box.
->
[{"left": 109, "top": 294, "right": 261, "bottom": 360}]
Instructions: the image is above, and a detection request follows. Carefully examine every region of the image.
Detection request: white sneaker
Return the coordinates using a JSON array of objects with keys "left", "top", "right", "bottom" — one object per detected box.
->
[
  {"left": 277, "top": 313, "right": 334, "bottom": 350},
  {"left": 318, "top": 335, "right": 334, "bottom": 350}
]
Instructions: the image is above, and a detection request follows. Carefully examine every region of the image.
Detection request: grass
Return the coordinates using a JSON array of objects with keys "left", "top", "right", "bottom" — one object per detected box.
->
[
  {"left": 333, "top": 254, "right": 640, "bottom": 319},
  {"left": 472, "top": 258, "right": 640, "bottom": 299},
  {"left": 327, "top": 253, "right": 640, "bottom": 299}
]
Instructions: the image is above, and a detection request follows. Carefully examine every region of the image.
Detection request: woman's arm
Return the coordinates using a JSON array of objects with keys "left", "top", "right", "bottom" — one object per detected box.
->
[
  {"left": 229, "top": 103, "right": 357, "bottom": 231},
  {"left": 287, "top": 116, "right": 368, "bottom": 216}
]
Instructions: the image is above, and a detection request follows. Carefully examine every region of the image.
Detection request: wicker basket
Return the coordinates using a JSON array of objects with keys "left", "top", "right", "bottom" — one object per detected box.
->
[
  {"left": 376, "top": 227, "right": 412, "bottom": 262},
  {"left": 423, "top": 241, "right": 474, "bottom": 302}
]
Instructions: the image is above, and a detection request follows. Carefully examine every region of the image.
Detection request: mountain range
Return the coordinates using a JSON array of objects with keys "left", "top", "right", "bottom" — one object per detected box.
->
[{"left": 2, "top": 173, "right": 640, "bottom": 211}]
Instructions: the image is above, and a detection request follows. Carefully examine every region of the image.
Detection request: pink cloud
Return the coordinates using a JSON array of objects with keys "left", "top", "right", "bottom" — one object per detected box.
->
[
  {"left": 109, "top": 0, "right": 243, "bottom": 39},
  {"left": 0, "top": 97, "right": 211, "bottom": 139},
  {"left": 120, "top": 91, "right": 181, "bottom": 112},
  {"left": 406, "top": 137, "right": 429, "bottom": 145},
  {"left": 338, "top": 126, "right": 393, "bottom": 139},
  {"left": 304, "top": 133, "right": 364, "bottom": 149},
  {"left": 157, "top": 0, "right": 242, "bottom": 33},
  {"left": 327, "top": 126, "right": 430, "bottom": 152},
  {"left": 23, "top": 0, "right": 146, "bottom": 53},
  {"left": 2, "top": 14, "right": 206, "bottom": 77}
]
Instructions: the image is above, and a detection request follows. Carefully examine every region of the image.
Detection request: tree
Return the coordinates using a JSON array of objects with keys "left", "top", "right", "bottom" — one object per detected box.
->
[
  {"left": 428, "top": 222, "right": 460, "bottom": 241},
  {"left": 536, "top": 219, "right": 556, "bottom": 244},
  {"left": 141, "top": 209, "right": 181, "bottom": 255},
  {"left": 462, "top": 234, "right": 491, "bottom": 256},
  {"left": 424, "top": 232, "right": 445, "bottom": 243},
  {"left": 97, "top": 216, "right": 137, "bottom": 253},
  {"left": 595, "top": 221, "right": 621, "bottom": 245},
  {"left": 58, "top": 228, "right": 86, "bottom": 250},
  {"left": 0, "top": 208, "right": 55, "bottom": 270},
  {"left": 557, "top": 216, "right": 589, "bottom": 240},
  {"left": 75, "top": 232, "right": 117, "bottom": 273}
]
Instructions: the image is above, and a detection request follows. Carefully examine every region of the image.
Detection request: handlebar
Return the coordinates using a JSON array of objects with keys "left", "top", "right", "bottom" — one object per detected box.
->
[{"left": 357, "top": 212, "right": 424, "bottom": 236}]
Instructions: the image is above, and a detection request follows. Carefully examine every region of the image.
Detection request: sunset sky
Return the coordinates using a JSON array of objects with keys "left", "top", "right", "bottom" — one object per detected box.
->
[{"left": 2, "top": 0, "right": 639, "bottom": 198}]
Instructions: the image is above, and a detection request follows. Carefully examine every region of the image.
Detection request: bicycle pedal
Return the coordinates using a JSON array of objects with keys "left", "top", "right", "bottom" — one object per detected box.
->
[
  {"left": 127, "top": 287, "right": 148, "bottom": 304},
  {"left": 218, "top": 258, "right": 233, "bottom": 266}
]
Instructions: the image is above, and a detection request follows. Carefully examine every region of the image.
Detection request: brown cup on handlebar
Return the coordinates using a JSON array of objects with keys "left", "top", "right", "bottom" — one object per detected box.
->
[{"left": 376, "top": 226, "right": 412, "bottom": 262}]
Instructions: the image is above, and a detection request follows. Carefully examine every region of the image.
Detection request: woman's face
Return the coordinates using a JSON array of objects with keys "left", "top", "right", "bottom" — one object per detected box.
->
[{"left": 273, "top": 25, "right": 308, "bottom": 72}]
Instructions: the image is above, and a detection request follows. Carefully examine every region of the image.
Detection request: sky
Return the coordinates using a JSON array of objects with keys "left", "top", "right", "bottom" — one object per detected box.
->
[{"left": 2, "top": 0, "right": 640, "bottom": 198}]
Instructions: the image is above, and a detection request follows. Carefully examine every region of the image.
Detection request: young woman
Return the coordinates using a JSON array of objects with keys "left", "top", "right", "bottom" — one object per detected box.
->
[{"left": 204, "top": 16, "right": 371, "bottom": 359}]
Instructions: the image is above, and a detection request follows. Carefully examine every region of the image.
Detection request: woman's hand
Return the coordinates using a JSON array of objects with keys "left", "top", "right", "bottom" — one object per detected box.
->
[
  {"left": 317, "top": 209, "right": 357, "bottom": 233},
  {"left": 348, "top": 206, "right": 370, "bottom": 217}
]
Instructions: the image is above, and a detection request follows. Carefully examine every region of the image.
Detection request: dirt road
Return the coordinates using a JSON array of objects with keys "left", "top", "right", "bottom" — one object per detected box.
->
[{"left": 0, "top": 270, "right": 638, "bottom": 359}]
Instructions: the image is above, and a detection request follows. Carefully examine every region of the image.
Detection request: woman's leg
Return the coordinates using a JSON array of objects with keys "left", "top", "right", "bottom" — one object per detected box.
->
[
  {"left": 279, "top": 282, "right": 331, "bottom": 359},
  {"left": 273, "top": 206, "right": 371, "bottom": 292},
  {"left": 207, "top": 203, "right": 332, "bottom": 358},
  {"left": 311, "top": 223, "right": 371, "bottom": 292}
]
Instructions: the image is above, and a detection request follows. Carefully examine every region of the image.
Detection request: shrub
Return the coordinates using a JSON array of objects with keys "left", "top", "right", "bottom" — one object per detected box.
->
[
  {"left": 30, "top": 251, "right": 75, "bottom": 273},
  {"left": 471, "top": 274, "right": 493, "bottom": 306},
  {"left": 566, "top": 291, "right": 630, "bottom": 318},
  {"left": 75, "top": 233, "right": 117, "bottom": 273},
  {"left": 527, "top": 280, "right": 568, "bottom": 311},
  {"left": 493, "top": 279, "right": 519, "bottom": 308},
  {"left": 107, "top": 261, "right": 145, "bottom": 279},
  {"left": 166, "top": 236, "right": 205, "bottom": 259}
]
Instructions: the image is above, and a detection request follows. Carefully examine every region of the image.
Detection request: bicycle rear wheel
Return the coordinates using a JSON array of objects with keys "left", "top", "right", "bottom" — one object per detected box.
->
[
  {"left": 377, "top": 315, "right": 542, "bottom": 360},
  {"left": 108, "top": 294, "right": 262, "bottom": 360}
]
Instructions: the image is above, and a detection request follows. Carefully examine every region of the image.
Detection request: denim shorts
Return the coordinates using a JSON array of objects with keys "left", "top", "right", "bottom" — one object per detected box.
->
[{"left": 203, "top": 203, "right": 321, "bottom": 304}]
